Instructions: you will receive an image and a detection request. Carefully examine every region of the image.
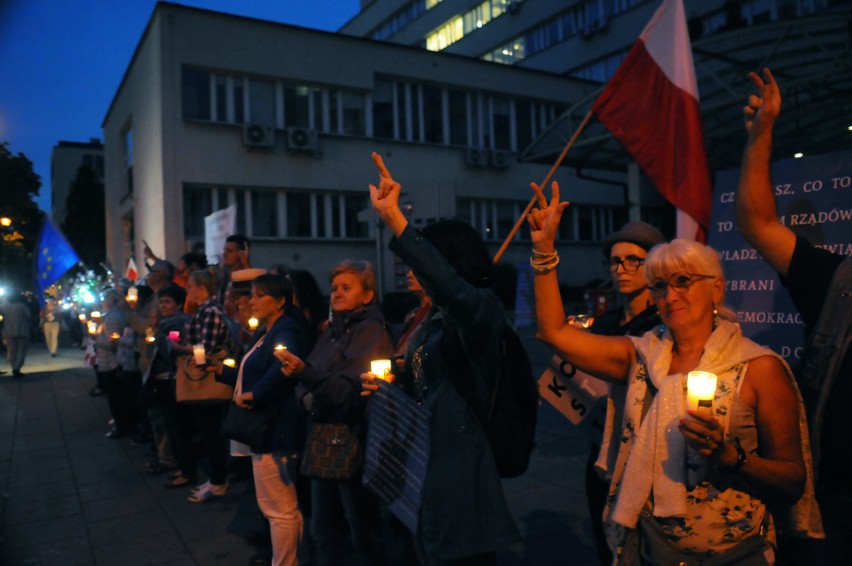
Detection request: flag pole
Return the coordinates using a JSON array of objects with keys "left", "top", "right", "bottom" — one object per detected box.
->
[{"left": 493, "top": 108, "right": 594, "bottom": 264}]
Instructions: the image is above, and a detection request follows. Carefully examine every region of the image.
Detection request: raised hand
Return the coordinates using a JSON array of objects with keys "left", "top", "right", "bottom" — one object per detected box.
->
[
  {"left": 368, "top": 152, "right": 407, "bottom": 236},
  {"left": 526, "top": 181, "right": 569, "bottom": 254},
  {"left": 744, "top": 68, "right": 781, "bottom": 137}
]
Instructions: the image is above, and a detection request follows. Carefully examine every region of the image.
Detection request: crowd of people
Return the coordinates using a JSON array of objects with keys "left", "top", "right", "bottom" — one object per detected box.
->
[{"left": 2, "top": 69, "right": 848, "bottom": 566}]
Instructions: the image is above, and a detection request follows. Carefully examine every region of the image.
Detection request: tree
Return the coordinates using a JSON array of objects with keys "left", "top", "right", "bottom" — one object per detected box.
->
[
  {"left": 0, "top": 142, "right": 43, "bottom": 291},
  {"left": 61, "top": 163, "right": 105, "bottom": 268}
]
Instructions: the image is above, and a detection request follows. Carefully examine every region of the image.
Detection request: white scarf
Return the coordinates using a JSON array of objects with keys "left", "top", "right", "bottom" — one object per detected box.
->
[{"left": 601, "top": 320, "right": 823, "bottom": 538}]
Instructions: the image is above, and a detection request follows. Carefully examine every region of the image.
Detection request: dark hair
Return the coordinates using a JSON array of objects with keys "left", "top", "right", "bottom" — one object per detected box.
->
[
  {"left": 158, "top": 285, "right": 187, "bottom": 306},
  {"left": 180, "top": 252, "right": 207, "bottom": 270},
  {"left": 269, "top": 263, "right": 292, "bottom": 277},
  {"left": 420, "top": 220, "right": 492, "bottom": 288},
  {"left": 135, "top": 285, "right": 155, "bottom": 305},
  {"left": 287, "top": 270, "right": 325, "bottom": 324},
  {"left": 225, "top": 234, "right": 249, "bottom": 250},
  {"left": 189, "top": 269, "right": 218, "bottom": 297},
  {"left": 252, "top": 274, "right": 293, "bottom": 308}
]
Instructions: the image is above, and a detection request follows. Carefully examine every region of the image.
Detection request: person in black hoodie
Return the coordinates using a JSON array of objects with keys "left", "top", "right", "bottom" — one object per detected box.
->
[{"left": 276, "top": 260, "right": 393, "bottom": 566}]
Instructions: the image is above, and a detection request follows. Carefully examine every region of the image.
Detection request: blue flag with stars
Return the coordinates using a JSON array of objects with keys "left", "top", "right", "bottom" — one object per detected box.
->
[{"left": 35, "top": 216, "right": 80, "bottom": 300}]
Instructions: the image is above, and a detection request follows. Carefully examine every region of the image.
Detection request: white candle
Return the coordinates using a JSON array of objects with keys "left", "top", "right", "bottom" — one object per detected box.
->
[
  {"left": 87, "top": 321, "right": 98, "bottom": 335},
  {"left": 192, "top": 344, "right": 206, "bottom": 366},
  {"left": 370, "top": 359, "right": 392, "bottom": 381},
  {"left": 126, "top": 286, "right": 138, "bottom": 302},
  {"left": 686, "top": 371, "right": 717, "bottom": 413},
  {"left": 223, "top": 358, "right": 236, "bottom": 368},
  {"left": 248, "top": 317, "right": 259, "bottom": 330},
  {"left": 91, "top": 311, "right": 101, "bottom": 318},
  {"left": 78, "top": 313, "right": 87, "bottom": 322},
  {"left": 274, "top": 344, "right": 287, "bottom": 352}
]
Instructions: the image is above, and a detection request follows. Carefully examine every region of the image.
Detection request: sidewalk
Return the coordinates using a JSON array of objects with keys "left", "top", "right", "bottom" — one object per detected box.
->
[{"left": 1, "top": 335, "right": 598, "bottom": 565}]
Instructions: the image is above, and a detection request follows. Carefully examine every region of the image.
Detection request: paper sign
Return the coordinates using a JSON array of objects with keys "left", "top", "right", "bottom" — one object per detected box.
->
[{"left": 538, "top": 354, "right": 607, "bottom": 442}]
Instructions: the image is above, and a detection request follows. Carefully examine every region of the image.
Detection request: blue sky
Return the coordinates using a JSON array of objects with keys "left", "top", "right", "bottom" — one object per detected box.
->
[{"left": 0, "top": 0, "right": 361, "bottom": 211}]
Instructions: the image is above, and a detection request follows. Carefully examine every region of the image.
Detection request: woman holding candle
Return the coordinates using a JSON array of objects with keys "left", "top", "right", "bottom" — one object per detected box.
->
[
  {"left": 527, "top": 183, "right": 822, "bottom": 563},
  {"left": 166, "top": 270, "right": 233, "bottom": 499},
  {"left": 214, "top": 273, "right": 309, "bottom": 566},
  {"left": 275, "top": 260, "right": 392, "bottom": 566},
  {"left": 362, "top": 153, "right": 521, "bottom": 565}
]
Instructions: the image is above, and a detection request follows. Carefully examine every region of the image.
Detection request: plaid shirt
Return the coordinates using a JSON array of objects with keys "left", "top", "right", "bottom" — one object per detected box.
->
[{"left": 183, "top": 298, "right": 230, "bottom": 354}]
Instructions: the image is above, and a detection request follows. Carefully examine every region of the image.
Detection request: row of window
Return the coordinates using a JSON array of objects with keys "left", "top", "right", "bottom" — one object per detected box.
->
[
  {"left": 425, "top": 0, "right": 516, "bottom": 52},
  {"left": 182, "top": 68, "right": 565, "bottom": 152},
  {"left": 183, "top": 185, "right": 628, "bottom": 246},
  {"left": 372, "top": 0, "right": 444, "bottom": 41},
  {"left": 485, "top": 0, "right": 829, "bottom": 77},
  {"left": 484, "top": 0, "right": 647, "bottom": 66}
]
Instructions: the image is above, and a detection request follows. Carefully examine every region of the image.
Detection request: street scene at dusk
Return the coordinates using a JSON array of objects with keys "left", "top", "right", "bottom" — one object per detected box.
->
[{"left": 2, "top": 1, "right": 851, "bottom": 565}]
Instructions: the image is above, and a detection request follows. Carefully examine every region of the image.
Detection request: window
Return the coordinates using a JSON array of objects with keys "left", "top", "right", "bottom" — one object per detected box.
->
[
  {"left": 287, "top": 192, "right": 312, "bottom": 237},
  {"left": 448, "top": 90, "right": 468, "bottom": 146},
  {"left": 344, "top": 194, "right": 369, "bottom": 238},
  {"left": 490, "top": 97, "right": 511, "bottom": 150},
  {"left": 423, "top": 85, "right": 443, "bottom": 143},
  {"left": 341, "top": 92, "right": 366, "bottom": 136},
  {"left": 182, "top": 68, "right": 211, "bottom": 120},
  {"left": 249, "top": 79, "right": 275, "bottom": 125},
  {"left": 251, "top": 191, "right": 278, "bottom": 237},
  {"left": 284, "top": 85, "right": 310, "bottom": 128},
  {"left": 183, "top": 186, "right": 213, "bottom": 239},
  {"left": 373, "top": 79, "right": 394, "bottom": 139}
]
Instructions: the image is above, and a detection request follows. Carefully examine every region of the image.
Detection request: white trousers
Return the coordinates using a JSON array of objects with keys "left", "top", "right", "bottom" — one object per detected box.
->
[{"left": 252, "top": 452, "right": 303, "bottom": 566}]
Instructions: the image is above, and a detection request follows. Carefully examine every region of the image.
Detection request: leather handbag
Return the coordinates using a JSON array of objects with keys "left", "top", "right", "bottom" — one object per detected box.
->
[
  {"left": 220, "top": 401, "right": 278, "bottom": 453},
  {"left": 299, "top": 422, "right": 363, "bottom": 480},
  {"left": 174, "top": 352, "right": 233, "bottom": 404}
]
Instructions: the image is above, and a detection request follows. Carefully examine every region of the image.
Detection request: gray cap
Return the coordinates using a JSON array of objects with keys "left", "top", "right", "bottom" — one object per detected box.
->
[{"left": 601, "top": 221, "right": 666, "bottom": 257}]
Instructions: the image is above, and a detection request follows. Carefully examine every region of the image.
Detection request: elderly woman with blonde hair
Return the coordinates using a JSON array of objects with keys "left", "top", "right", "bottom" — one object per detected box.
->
[{"left": 527, "top": 184, "right": 822, "bottom": 564}]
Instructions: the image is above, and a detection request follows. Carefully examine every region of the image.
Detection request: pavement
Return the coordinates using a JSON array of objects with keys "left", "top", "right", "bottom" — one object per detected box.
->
[{"left": 1, "top": 328, "right": 598, "bottom": 566}]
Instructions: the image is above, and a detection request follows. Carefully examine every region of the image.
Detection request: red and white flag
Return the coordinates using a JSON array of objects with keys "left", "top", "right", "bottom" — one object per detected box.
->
[
  {"left": 125, "top": 257, "right": 139, "bottom": 282},
  {"left": 592, "top": 0, "right": 711, "bottom": 241}
]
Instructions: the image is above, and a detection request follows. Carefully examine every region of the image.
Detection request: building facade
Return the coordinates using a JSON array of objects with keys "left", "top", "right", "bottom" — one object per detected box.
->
[{"left": 103, "top": 2, "right": 669, "bottom": 297}]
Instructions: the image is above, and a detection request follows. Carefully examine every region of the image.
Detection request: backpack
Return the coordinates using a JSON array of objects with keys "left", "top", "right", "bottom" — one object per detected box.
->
[{"left": 455, "top": 321, "right": 539, "bottom": 478}]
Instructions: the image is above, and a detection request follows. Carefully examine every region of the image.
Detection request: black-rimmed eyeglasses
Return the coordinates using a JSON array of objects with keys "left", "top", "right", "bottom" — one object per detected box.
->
[
  {"left": 649, "top": 274, "right": 715, "bottom": 297},
  {"left": 605, "top": 255, "right": 645, "bottom": 273}
]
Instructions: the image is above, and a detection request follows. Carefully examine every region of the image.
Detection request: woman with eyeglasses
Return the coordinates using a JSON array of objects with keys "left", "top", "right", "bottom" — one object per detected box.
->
[{"left": 528, "top": 183, "right": 822, "bottom": 564}]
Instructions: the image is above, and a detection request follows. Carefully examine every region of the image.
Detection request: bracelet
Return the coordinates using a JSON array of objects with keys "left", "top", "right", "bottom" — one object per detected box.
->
[
  {"left": 723, "top": 436, "right": 747, "bottom": 471},
  {"left": 530, "top": 254, "right": 560, "bottom": 274},
  {"left": 532, "top": 248, "right": 558, "bottom": 258}
]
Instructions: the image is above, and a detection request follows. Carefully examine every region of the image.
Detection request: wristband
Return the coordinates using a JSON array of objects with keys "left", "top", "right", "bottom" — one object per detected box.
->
[{"left": 727, "top": 436, "right": 747, "bottom": 471}]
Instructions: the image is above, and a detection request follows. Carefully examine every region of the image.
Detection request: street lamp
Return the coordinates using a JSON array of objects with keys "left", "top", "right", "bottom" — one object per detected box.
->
[{"left": 0, "top": 216, "right": 13, "bottom": 284}]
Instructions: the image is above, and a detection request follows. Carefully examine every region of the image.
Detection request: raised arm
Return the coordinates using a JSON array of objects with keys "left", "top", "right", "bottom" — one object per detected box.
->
[
  {"left": 735, "top": 68, "right": 796, "bottom": 277},
  {"left": 369, "top": 152, "right": 408, "bottom": 237},
  {"left": 528, "top": 182, "right": 635, "bottom": 382}
]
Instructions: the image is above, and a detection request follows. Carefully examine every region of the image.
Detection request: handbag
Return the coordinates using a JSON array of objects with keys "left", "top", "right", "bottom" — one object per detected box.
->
[
  {"left": 629, "top": 513, "right": 772, "bottom": 566},
  {"left": 299, "top": 422, "right": 363, "bottom": 480},
  {"left": 220, "top": 401, "right": 278, "bottom": 453},
  {"left": 174, "top": 352, "right": 234, "bottom": 404}
]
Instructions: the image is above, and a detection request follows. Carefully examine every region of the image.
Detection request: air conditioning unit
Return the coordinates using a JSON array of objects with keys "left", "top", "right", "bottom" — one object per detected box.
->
[
  {"left": 488, "top": 149, "right": 511, "bottom": 169},
  {"left": 465, "top": 148, "right": 487, "bottom": 168},
  {"left": 242, "top": 123, "right": 274, "bottom": 148},
  {"left": 286, "top": 127, "right": 318, "bottom": 153}
]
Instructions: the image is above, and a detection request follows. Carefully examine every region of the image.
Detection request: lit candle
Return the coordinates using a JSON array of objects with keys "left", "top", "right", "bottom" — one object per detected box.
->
[
  {"left": 91, "top": 311, "right": 101, "bottom": 318},
  {"left": 168, "top": 330, "right": 180, "bottom": 343},
  {"left": 370, "top": 359, "right": 393, "bottom": 381},
  {"left": 78, "top": 313, "right": 87, "bottom": 322},
  {"left": 274, "top": 344, "right": 287, "bottom": 352},
  {"left": 109, "top": 332, "right": 120, "bottom": 340},
  {"left": 145, "top": 327, "right": 155, "bottom": 343},
  {"left": 223, "top": 358, "right": 236, "bottom": 368},
  {"left": 686, "top": 371, "right": 717, "bottom": 414},
  {"left": 248, "top": 317, "right": 259, "bottom": 330},
  {"left": 126, "top": 286, "right": 138, "bottom": 303},
  {"left": 87, "top": 321, "right": 98, "bottom": 335},
  {"left": 192, "top": 344, "right": 206, "bottom": 366}
]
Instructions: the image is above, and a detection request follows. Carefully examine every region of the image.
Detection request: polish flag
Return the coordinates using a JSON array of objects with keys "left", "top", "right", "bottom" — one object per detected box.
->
[
  {"left": 592, "top": 0, "right": 711, "bottom": 241},
  {"left": 125, "top": 257, "right": 139, "bottom": 282}
]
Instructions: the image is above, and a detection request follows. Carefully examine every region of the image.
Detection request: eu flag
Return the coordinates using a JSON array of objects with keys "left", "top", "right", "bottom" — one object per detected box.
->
[{"left": 35, "top": 216, "right": 80, "bottom": 299}]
